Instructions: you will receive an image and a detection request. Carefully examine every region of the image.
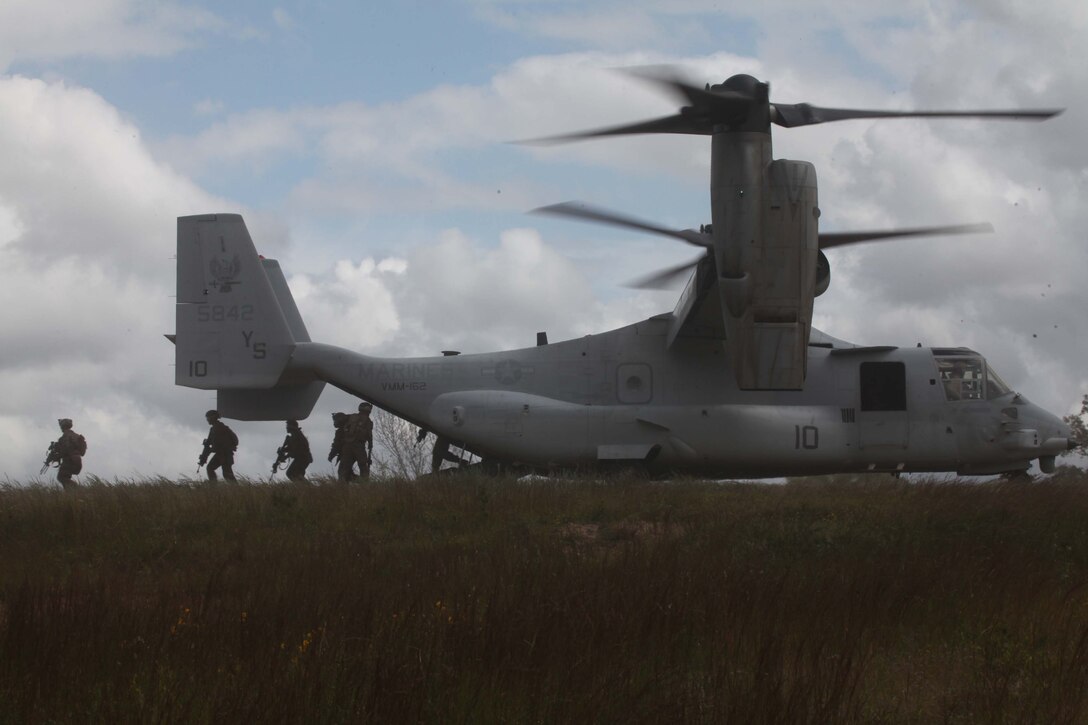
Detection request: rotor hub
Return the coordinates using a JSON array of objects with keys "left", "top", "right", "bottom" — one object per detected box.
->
[{"left": 712, "top": 74, "right": 762, "bottom": 97}]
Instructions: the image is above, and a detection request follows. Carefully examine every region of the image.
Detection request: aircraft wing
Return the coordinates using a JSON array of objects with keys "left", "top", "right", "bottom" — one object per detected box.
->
[{"left": 665, "top": 254, "right": 724, "bottom": 346}]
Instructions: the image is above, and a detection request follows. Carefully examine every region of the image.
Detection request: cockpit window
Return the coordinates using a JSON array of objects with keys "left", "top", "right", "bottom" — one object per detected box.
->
[
  {"left": 937, "top": 357, "right": 983, "bottom": 400},
  {"left": 935, "top": 356, "right": 1010, "bottom": 401},
  {"left": 985, "top": 364, "right": 1011, "bottom": 399}
]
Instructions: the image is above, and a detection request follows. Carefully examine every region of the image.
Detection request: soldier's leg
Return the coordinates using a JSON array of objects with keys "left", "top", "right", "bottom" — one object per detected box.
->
[
  {"left": 207, "top": 453, "right": 221, "bottom": 482},
  {"left": 222, "top": 455, "right": 236, "bottom": 482},
  {"left": 338, "top": 451, "right": 356, "bottom": 483},
  {"left": 350, "top": 442, "right": 370, "bottom": 480},
  {"left": 431, "top": 437, "right": 450, "bottom": 474},
  {"left": 57, "top": 458, "right": 77, "bottom": 489},
  {"left": 286, "top": 460, "right": 308, "bottom": 482}
]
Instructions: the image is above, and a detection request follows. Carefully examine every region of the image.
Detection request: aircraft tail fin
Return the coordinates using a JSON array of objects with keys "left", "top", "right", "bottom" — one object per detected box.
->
[{"left": 175, "top": 214, "right": 325, "bottom": 419}]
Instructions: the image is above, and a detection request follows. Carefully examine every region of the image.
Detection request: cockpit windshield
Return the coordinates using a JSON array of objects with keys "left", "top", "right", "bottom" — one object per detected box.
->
[
  {"left": 985, "top": 363, "right": 1011, "bottom": 398},
  {"left": 934, "top": 355, "right": 1011, "bottom": 401}
]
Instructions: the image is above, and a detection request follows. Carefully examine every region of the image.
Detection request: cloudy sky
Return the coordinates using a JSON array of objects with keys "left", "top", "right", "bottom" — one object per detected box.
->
[{"left": 1, "top": 0, "right": 1084, "bottom": 481}]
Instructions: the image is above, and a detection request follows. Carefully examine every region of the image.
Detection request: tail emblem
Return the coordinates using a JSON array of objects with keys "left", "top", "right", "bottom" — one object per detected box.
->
[{"left": 209, "top": 255, "right": 242, "bottom": 293}]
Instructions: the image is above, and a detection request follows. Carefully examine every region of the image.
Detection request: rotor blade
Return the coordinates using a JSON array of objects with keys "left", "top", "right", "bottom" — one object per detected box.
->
[
  {"left": 626, "top": 256, "right": 703, "bottom": 290},
  {"left": 533, "top": 202, "right": 713, "bottom": 248},
  {"left": 619, "top": 65, "right": 719, "bottom": 106},
  {"left": 773, "top": 103, "right": 1063, "bottom": 128},
  {"left": 621, "top": 65, "right": 754, "bottom": 117},
  {"left": 518, "top": 113, "right": 712, "bottom": 145},
  {"left": 819, "top": 222, "right": 994, "bottom": 250},
  {"left": 521, "top": 66, "right": 759, "bottom": 144}
]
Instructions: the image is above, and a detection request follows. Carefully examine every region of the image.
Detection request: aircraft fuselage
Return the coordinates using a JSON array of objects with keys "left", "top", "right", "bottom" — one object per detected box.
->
[{"left": 287, "top": 316, "right": 1071, "bottom": 477}]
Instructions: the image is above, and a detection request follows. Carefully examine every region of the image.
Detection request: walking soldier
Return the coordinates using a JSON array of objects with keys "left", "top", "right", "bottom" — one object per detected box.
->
[{"left": 199, "top": 410, "right": 238, "bottom": 481}]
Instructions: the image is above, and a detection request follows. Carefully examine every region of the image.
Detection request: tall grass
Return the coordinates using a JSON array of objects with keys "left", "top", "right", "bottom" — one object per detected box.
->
[{"left": 1, "top": 471, "right": 1087, "bottom": 723}]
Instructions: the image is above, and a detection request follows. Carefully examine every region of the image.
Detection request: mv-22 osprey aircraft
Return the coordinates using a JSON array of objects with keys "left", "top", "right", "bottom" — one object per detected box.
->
[{"left": 173, "top": 70, "right": 1076, "bottom": 477}]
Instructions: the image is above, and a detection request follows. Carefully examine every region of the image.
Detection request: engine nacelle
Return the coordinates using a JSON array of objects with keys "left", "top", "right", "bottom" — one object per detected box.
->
[{"left": 714, "top": 157, "right": 819, "bottom": 389}]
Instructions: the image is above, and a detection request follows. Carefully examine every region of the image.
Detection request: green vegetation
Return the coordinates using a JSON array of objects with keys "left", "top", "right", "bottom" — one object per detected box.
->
[{"left": 2, "top": 471, "right": 1088, "bottom": 723}]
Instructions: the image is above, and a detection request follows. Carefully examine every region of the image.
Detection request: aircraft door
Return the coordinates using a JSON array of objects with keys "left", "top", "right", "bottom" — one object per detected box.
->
[{"left": 857, "top": 361, "right": 909, "bottom": 449}]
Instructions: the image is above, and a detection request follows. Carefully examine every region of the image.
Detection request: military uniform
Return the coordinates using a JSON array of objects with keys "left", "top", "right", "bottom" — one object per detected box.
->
[
  {"left": 278, "top": 421, "right": 313, "bottom": 482},
  {"left": 330, "top": 412, "right": 354, "bottom": 482},
  {"left": 202, "top": 411, "right": 238, "bottom": 482},
  {"left": 50, "top": 419, "right": 86, "bottom": 489},
  {"left": 340, "top": 403, "right": 374, "bottom": 481}
]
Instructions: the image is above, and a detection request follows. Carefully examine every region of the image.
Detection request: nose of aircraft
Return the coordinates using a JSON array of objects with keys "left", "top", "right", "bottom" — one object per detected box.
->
[{"left": 1020, "top": 399, "right": 1077, "bottom": 456}]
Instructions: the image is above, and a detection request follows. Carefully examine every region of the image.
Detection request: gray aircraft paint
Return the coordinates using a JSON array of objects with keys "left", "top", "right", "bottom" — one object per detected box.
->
[{"left": 173, "top": 213, "right": 1071, "bottom": 477}]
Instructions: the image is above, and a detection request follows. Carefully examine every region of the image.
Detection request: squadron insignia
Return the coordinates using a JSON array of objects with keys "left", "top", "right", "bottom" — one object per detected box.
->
[{"left": 209, "top": 254, "right": 242, "bottom": 293}]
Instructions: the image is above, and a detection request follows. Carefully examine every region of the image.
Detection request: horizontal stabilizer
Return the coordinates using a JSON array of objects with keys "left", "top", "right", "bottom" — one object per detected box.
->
[{"left": 218, "top": 382, "right": 325, "bottom": 421}]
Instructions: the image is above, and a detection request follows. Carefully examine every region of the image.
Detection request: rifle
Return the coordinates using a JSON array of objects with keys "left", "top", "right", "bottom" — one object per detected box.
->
[
  {"left": 39, "top": 441, "right": 56, "bottom": 475},
  {"left": 197, "top": 438, "right": 211, "bottom": 471},
  {"left": 272, "top": 438, "right": 290, "bottom": 475}
]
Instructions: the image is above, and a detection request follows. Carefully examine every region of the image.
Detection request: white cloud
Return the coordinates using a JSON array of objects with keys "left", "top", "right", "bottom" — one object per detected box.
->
[
  {"left": 473, "top": 5, "right": 673, "bottom": 50},
  {"left": 0, "top": 0, "right": 220, "bottom": 68},
  {"left": 0, "top": 75, "right": 227, "bottom": 480},
  {"left": 156, "top": 50, "right": 754, "bottom": 215},
  {"left": 392, "top": 227, "right": 602, "bottom": 354},
  {"left": 0, "top": 76, "right": 219, "bottom": 270},
  {"left": 194, "top": 98, "right": 225, "bottom": 116},
  {"left": 159, "top": 107, "right": 311, "bottom": 175},
  {"left": 0, "top": 200, "right": 23, "bottom": 248},
  {"left": 290, "top": 258, "right": 404, "bottom": 351},
  {"left": 289, "top": 226, "right": 623, "bottom": 358}
]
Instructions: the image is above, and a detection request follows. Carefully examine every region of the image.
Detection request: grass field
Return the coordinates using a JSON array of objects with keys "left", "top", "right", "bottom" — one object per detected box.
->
[{"left": 2, "top": 470, "right": 1087, "bottom": 723}]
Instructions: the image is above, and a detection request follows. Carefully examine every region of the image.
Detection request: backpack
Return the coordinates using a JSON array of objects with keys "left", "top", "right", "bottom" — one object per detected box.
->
[
  {"left": 75, "top": 434, "right": 87, "bottom": 456},
  {"left": 346, "top": 414, "right": 373, "bottom": 444}
]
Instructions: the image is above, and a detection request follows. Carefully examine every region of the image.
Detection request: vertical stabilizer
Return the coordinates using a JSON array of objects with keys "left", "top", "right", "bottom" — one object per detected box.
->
[
  {"left": 175, "top": 214, "right": 294, "bottom": 389},
  {"left": 262, "top": 259, "right": 312, "bottom": 342},
  {"left": 215, "top": 257, "right": 326, "bottom": 420}
]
